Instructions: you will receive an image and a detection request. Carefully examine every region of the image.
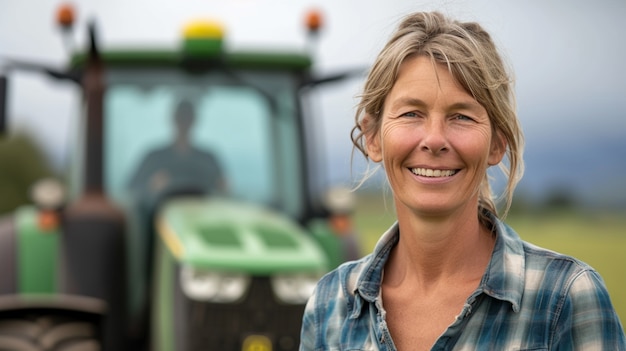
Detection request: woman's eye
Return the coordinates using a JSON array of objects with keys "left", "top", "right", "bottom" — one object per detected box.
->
[
  {"left": 400, "top": 111, "right": 418, "bottom": 118},
  {"left": 455, "top": 114, "right": 473, "bottom": 121}
]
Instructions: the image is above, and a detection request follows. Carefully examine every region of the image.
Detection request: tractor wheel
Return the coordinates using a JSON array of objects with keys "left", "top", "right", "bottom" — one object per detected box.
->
[{"left": 0, "top": 315, "right": 100, "bottom": 351}]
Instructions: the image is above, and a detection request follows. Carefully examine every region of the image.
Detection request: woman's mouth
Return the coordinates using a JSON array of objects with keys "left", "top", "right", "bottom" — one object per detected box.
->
[{"left": 410, "top": 167, "right": 458, "bottom": 178}]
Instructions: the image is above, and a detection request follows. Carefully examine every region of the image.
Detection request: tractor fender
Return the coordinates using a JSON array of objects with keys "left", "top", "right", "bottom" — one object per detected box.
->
[{"left": 0, "top": 293, "right": 105, "bottom": 315}]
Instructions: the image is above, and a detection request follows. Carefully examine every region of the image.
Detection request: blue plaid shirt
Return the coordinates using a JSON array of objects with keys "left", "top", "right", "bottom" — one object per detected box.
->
[{"left": 300, "top": 217, "right": 626, "bottom": 350}]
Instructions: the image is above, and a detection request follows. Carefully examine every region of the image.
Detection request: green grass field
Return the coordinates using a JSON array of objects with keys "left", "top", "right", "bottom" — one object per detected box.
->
[{"left": 352, "top": 191, "right": 626, "bottom": 330}]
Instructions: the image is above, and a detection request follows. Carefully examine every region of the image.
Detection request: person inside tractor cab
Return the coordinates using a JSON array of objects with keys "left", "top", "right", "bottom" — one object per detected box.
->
[
  {"left": 126, "top": 99, "right": 227, "bottom": 333},
  {"left": 127, "top": 98, "right": 227, "bottom": 207},
  {"left": 127, "top": 98, "right": 226, "bottom": 269}
]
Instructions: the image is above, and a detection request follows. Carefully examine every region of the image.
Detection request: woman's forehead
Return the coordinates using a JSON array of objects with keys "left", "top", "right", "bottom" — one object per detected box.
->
[{"left": 385, "top": 56, "right": 482, "bottom": 110}]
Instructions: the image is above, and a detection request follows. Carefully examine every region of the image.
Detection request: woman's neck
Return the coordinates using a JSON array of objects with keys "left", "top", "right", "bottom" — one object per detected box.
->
[{"left": 385, "top": 201, "right": 495, "bottom": 293}]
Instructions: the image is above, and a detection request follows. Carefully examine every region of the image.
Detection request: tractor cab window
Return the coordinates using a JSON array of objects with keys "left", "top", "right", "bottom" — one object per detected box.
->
[{"left": 103, "top": 69, "right": 304, "bottom": 218}]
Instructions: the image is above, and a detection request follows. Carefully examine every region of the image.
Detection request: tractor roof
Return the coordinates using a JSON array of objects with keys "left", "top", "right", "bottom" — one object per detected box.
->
[{"left": 70, "top": 20, "right": 313, "bottom": 71}]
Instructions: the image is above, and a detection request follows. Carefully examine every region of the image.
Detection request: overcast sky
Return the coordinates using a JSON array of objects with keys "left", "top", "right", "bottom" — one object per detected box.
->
[{"left": 1, "top": 0, "right": 625, "bottom": 201}]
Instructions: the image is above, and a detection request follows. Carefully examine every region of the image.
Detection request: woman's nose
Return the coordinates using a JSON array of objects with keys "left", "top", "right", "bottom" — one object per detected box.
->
[{"left": 419, "top": 119, "right": 449, "bottom": 155}]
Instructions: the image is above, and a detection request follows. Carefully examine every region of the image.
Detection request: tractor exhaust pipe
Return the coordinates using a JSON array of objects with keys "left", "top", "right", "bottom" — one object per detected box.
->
[{"left": 61, "top": 21, "right": 128, "bottom": 350}]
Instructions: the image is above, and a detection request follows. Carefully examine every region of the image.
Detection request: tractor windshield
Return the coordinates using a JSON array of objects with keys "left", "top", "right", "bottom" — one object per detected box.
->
[{"left": 103, "top": 68, "right": 305, "bottom": 218}]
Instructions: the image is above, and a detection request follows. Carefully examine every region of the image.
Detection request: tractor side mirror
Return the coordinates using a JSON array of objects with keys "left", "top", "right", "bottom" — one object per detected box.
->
[{"left": 0, "top": 75, "right": 7, "bottom": 135}]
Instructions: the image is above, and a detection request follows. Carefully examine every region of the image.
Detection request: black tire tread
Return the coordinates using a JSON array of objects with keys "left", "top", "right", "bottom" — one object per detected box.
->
[{"left": 0, "top": 315, "right": 100, "bottom": 351}]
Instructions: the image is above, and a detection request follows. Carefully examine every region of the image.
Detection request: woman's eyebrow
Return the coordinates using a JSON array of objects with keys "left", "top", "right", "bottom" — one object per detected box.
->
[
  {"left": 389, "top": 96, "right": 428, "bottom": 110},
  {"left": 447, "top": 101, "right": 484, "bottom": 112}
]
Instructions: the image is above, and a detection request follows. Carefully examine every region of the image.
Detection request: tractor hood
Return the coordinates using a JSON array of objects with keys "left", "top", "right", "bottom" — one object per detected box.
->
[{"left": 155, "top": 197, "right": 327, "bottom": 274}]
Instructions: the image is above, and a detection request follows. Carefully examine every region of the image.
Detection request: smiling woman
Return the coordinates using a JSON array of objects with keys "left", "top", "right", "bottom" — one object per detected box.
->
[{"left": 299, "top": 11, "right": 626, "bottom": 351}]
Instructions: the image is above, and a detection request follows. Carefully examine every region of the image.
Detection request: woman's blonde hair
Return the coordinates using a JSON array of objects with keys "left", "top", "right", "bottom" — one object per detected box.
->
[{"left": 351, "top": 11, "right": 524, "bottom": 221}]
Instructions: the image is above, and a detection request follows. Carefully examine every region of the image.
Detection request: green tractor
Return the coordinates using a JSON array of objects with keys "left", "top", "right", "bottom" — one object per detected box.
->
[{"left": 0, "top": 6, "right": 360, "bottom": 351}]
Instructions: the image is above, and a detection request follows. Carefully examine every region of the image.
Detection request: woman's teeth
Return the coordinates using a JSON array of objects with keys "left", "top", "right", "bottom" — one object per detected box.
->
[{"left": 411, "top": 168, "right": 457, "bottom": 177}]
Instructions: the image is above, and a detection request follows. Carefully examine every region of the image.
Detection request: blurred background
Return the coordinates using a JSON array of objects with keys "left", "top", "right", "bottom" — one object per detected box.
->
[{"left": 1, "top": 0, "right": 624, "bottom": 324}]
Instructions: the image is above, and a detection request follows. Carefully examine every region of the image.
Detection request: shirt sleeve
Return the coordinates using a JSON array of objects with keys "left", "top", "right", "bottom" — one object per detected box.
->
[{"left": 554, "top": 269, "right": 626, "bottom": 350}]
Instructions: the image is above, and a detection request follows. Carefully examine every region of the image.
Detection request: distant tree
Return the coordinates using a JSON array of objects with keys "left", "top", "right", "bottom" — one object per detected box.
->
[
  {"left": 0, "top": 133, "right": 56, "bottom": 214},
  {"left": 542, "top": 185, "right": 578, "bottom": 211}
]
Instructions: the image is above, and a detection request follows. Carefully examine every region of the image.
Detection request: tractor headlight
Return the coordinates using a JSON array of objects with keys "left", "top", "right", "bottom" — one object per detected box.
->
[
  {"left": 270, "top": 273, "right": 320, "bottom": 304},
  {"left": 180, "top": 266, "right": 250, "bottom": 303}
]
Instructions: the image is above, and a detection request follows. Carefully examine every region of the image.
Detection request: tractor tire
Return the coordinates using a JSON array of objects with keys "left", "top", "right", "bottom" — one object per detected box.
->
[{"left": 0, "top": 315, "right": 100, "bottom": 351}]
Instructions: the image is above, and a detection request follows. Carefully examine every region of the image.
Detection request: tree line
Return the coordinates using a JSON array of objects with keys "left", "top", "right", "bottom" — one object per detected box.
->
[{"left": 0, "top": 133, "right": 57, "bottom": 215}]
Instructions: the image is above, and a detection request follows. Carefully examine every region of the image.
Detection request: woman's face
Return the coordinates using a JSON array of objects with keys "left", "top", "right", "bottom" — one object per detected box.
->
[{"left": 366, "top": 55, "right": 505, "bottom": 218}]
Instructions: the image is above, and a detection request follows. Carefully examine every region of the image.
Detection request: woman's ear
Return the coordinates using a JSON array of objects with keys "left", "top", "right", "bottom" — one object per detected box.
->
[
  {"left": 362, "top": 114, "right": 382, "bottom": 163},
  {"left": 488, "top": 130, "right": 506, "bottom": 166}
]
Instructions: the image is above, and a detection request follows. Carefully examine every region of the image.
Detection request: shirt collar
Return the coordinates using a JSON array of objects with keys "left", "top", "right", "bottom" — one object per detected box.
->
[
  {"left": 479, "top": 216, "right": 525, "bottom": 312},
  {"left": 352, "top": 215, "right": 526, "bottom": 313},
  {"left": 352, "top": 222, "right": 399, "bottom": 302}
]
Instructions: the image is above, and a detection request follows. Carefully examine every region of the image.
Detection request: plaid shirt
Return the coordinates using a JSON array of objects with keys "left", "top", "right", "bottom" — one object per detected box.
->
[{"left": 300, "top": 216, "right": 626, "bottom": 350}]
